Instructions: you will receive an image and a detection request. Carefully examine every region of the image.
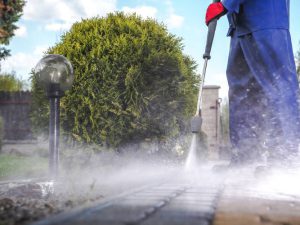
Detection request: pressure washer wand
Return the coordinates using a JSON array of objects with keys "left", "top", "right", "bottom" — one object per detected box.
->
[{"left": 191, "top": 0, "right": 219, "bottom": 133}]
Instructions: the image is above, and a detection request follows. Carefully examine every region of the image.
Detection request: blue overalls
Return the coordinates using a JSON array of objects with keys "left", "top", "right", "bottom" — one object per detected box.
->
[{"left": 222, "top": 0, "right": 300, "bottom": 162}]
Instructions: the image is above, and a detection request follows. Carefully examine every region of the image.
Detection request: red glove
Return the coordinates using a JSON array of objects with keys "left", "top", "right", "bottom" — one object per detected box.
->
[{"left": 205, "top": 2, "right": 227, "bottom": 25}]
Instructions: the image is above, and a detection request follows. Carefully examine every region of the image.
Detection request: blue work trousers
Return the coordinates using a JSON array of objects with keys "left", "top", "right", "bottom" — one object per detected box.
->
[{"left": 227, "top": 29, "right": 300, "bottom": 162}]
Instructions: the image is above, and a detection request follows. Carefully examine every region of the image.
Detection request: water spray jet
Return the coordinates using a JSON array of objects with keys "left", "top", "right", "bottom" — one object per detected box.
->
[{"left": 186, "top": 0, "right": 219, "bottom": 169}]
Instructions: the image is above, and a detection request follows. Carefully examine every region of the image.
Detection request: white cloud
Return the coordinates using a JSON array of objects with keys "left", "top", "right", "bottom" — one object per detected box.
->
[
  {"left": 163, "top": 0, "right": 184, "bottom": 29},
  {"left": 205, "top": 73, "right": 229, "bottom": 99},
  {"left": 33, "top": 45, "right": 49, "bottom": 55},
  {"left": 14, "top": 25, "right": 27, "bottom": 37},
  {"left": 45, "top": 22, "right": 72, "bottom": 32},
  {"left": 23, "top": 0, "right": 117, "bottom": 31},
  {"left": 24, "top": 0, "right": 78, "bottom": 22},
  {"left": 79, "top": 0, "right": 117, "bottom": 18},
  {"left": 23, "top": 0, "right": 183, "bottom": 31},
  {"left": 122, "top": 6, "right": 158, "bottom": 19},
  {"left": 166, "top": 14, "right": 184, "bottom": 29},
  {"left": 0, "top": 46, "right": 49, "bottom": 80}
]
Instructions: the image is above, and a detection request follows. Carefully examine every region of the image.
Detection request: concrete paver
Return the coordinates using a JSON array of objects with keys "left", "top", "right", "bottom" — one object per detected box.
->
[
  {"left": 31, "top": 167, "right": 300, "bottom": 225},
  {"left": 214, "top": 196, "right": 300, "bottom": 225},
  {"left": 32, "top": 182, "right": 221, "bottom": 225},
  {"left": 214, "top": 168, "right": 300, "bottom": 225}
]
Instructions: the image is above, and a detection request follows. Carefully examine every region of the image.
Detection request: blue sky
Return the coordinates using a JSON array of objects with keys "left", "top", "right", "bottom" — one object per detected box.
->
[{"left": 1, "top": 0, "right": 300, "bottom": 98}]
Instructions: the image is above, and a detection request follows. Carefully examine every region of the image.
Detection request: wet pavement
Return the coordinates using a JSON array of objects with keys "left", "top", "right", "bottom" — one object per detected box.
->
[
  {"left": 31, "top": 181, "right": 221, "bottom": 225},
  {"left": 214, "top": 166, "right": 300, "bottom": 225},
  {"left": 29, "top": 165, "right": 300, "bottom": 225}
]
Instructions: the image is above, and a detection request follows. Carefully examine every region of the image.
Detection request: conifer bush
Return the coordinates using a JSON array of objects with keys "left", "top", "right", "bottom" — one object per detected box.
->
[
  {"left": 31, "top": 12, "right": 198, "bottom": 148},
  {"left": 0, "top": 0, "right": 26, "bottom": 60}
]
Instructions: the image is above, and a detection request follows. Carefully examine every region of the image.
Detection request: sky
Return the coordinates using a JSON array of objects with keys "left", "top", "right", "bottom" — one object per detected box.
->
[{"left": 1, "top": 0, "right": 300, "bottom": 98}]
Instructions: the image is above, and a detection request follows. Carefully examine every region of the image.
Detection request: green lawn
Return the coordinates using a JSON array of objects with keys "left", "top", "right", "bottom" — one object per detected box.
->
[{"left": 0, "top": 155, "right": 48, "bottom": 180}]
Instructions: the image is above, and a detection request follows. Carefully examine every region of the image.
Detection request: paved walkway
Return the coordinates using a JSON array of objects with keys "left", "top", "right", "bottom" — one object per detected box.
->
[
  {"left": 214, "top": 167, "right": 300, "bottom": 225},
  {"left": 31, "top": 166, "right": 300, "bottom": 225},
  {"left": 33, "top": 181, "right": 221, "bottom": 225}
]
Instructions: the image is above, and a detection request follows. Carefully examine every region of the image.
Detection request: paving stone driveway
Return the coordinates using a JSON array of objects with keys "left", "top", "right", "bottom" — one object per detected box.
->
[
  {"left": 32, "top": 181, "right": 221, "bottom": 225},
  {"left": 214, "top": 167, "right": 300, "bottom": 225},
  {"left": 31, "top": 166, "right": 300, "bottom": 225}
]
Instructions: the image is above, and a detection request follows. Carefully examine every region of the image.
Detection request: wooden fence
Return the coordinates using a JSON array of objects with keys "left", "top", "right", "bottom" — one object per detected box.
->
[{"left": 0, "top": 91, "right": 35, "bottom": 140}]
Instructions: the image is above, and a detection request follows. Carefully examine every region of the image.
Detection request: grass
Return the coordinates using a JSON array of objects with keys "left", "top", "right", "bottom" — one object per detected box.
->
[{"left": 0, "top": 155, "right": 48, "bottom": 180}]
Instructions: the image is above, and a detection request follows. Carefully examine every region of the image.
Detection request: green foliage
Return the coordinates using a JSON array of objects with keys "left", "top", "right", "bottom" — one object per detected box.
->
[
  {"left": 0, "top": 0, "right": 25, "bottom": 61},
  {"left": 0, "top": 72, "right": 25, "bottom": 91},
  {"left": 0, "top": 116, "right": 3, "bottom": 151},
  {"left": 31, "top": 12, "right": 198, "bottom": 148}
]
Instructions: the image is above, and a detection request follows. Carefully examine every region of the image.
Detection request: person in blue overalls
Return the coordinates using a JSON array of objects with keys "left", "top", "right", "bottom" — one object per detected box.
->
[{"left": 206, "top": 0, "right": 300, "bottom": 165}]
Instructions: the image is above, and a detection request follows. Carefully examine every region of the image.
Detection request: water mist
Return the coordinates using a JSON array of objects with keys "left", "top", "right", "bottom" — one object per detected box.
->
[{"left": 184, "top": 134, "right": 199, "bottom": 171}]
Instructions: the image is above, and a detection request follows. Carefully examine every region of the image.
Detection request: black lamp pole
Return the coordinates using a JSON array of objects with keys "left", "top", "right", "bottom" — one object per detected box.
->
[{"left": 48, "top": 84, "right": 63, "bottom": 178}]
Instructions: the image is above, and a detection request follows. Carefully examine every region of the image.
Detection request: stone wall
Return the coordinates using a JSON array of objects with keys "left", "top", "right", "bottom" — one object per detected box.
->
[{"left": 202, "top": 85, "right": 221, "bottom": 159}]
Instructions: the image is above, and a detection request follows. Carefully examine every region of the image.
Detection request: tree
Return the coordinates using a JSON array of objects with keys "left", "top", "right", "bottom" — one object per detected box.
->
[
  {"left": 31, "top": 12, "right": 198, "bottom": 148},
  {"left": 0, "top": 72, "right": 25, "bottom": 91},
  {"left": 0, "top": 0, "right": 25, "bottom": 61}
]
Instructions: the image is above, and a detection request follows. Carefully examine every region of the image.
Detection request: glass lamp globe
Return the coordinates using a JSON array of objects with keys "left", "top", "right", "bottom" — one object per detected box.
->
[{"left": 34, "top": 54, "right": 74, "bottom": 92}]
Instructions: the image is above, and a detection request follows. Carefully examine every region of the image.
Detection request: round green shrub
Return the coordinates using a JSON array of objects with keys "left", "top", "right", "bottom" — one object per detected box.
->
[{"left": 31, "top": 12, "right": 198, "bottom": 148}]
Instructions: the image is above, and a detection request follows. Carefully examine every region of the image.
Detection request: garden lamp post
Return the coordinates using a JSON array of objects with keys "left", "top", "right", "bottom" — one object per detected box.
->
[{"left": 34, "top": 54, "right": 74, "bottom": 177}]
